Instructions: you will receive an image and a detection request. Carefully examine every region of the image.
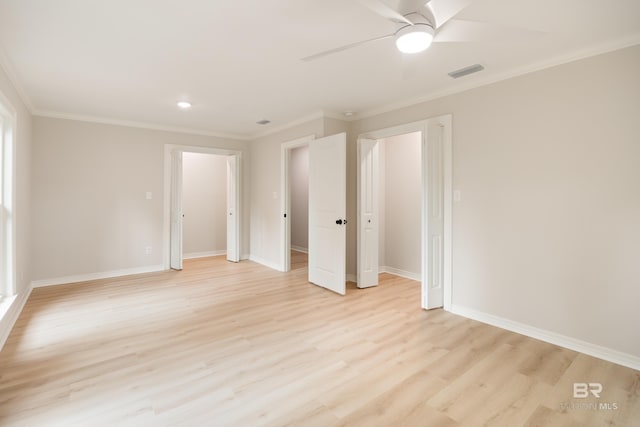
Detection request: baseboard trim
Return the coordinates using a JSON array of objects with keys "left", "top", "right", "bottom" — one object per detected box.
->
[
  {"left": 183, "top": 250, "right": 226, "bottom": 260},
  {"left": 291, "top": 246, "right": 308, "bottom": 254},
  {"left": 0, "top": 285, "right": 33, "bottom": 351},
  {"left": 346, "top": 274, "right": 357, "bottom": 283},
  {"left": 31, "top": 265, "right": 166, "bottom": 288},
  {"left": 449, "top": 304, "right": 640, "bottom": 371},
  {"left": 379, "top": 266, "right": 421, "bottom": 281},
  {"left": 248, "top": 255, "right": 282, "bottom": 272}
]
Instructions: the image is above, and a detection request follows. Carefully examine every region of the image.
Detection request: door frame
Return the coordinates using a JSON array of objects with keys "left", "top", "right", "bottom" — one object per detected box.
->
[
  {"left": 356, "top": 115, "right": 452, "bottom": 310},
  {"left": 163, "top": 144, "right": 243, "bottom": 270},
  {"left": 279, "top": 135, "right": 315, "bottom": 272}
]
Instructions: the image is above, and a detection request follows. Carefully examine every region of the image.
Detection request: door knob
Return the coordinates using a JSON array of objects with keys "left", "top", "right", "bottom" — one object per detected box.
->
[{"left": 336, "top": 219, "right": 343, "bottom": 225}]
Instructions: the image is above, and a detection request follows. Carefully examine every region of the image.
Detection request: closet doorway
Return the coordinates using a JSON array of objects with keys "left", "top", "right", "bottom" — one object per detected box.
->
[
  {"left": 163, "top": 145, "right": 241, "bottom": 271},
  {"left": 181, "top": 152, "right": 228, "bottom": 260},
  {"left": 280, "top": 135, "right": 314, "bottom": 272},
  {"left": 357, "top": 115, "right": 452, "bottom": 310}
]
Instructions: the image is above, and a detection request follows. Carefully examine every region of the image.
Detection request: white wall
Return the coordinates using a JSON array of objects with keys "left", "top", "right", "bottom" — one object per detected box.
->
[
  {"left": 289, "top": 145, "right": 308, "bottom": 252},
  {"left": 182, "top": 152, "right": 227, "bottom": 257},
  {"left": 379, "top": 132, "right": 421, "bottom": 277},
  {"left": 352, "top": 45, "right": 640, "bottom": 359},
  {"left": 31, "top": 117, "right": 250, "bottom": 282},
  {"left": 0, "top": 65, "right": 31, "bottom": 296}
]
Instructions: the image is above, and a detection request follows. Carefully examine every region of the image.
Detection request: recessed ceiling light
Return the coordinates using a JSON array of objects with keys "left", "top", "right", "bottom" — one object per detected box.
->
[
  {"left": 177, "top": 101, "right": 192, "bottom": 109},
  {"left": 343, "top": 111, "right": 355, "bottom": 117}
]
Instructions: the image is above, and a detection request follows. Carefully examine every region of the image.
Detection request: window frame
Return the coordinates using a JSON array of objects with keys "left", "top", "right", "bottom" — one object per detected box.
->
[{"left": 0, "top": 90, "right": 16, "bottom": 298}]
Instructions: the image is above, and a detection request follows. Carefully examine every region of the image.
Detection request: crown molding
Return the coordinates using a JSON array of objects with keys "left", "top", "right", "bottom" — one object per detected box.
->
[
  {"left": 249, "top": 110, "right": 327, "bottom": 140},
  {"left": 4, "top": 33, "right": 638, "bottom": 139},
  {"left": 249, "top": 109, "right": 356, "bottom": 140},
  {"left": 34, "top": 110, "right": 250, "bottom": 141},
  {"left": 357, "top": 35, "right": 640, "bottom": 121},
  {"left": 0, "top": 42, "right": 36, "bottom": 113},
  {"left": 323, "top": 110, "right": 356, "bottom": 122}
]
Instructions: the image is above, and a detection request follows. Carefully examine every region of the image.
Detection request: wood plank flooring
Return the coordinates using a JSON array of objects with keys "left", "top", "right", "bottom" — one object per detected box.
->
[{"left": 1, "top": 255, "right": 638, "bottom": 426}]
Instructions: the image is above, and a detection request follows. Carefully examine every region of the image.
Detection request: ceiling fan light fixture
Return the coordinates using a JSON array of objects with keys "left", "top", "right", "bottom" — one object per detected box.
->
[{"left": 395, "top": 24, "right": 434, "bottom": 54}]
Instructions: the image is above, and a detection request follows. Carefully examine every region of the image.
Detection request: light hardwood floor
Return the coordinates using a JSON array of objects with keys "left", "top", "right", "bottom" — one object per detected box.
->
[{"left": 1, "top": 255, "right": 638, "bottom": 426}]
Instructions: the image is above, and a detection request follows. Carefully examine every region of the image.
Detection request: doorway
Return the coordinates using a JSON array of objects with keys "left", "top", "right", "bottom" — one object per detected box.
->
[
  {"left": 357, "top": 115, "right": 452, "bottom": 310},
  {"left": 182, "top": 152, "right": 228, "bottom": 259},
  {"left": 379, "top": 132, "right": 422, "bottom": 280},
  {"left": 163, "top": 145, "right": 242, "bottom": 271},
  {"left": 280, "top": 133, "right": 347, "bottom": 295},
  {"left": 289, "top": 145, "right": 309, "bottom": 262},
  {"left": 280, "top": 135, "right": 314, "bottom": 272}
]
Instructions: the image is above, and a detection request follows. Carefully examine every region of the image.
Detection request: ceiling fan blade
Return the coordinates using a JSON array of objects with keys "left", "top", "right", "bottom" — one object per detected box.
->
[
  {"left": 301, "top": 34, "right": 394, "bottom": 62},
  {"left": 355, "top": 0, "right": 414, "bottom": 25},
  {"left": 434, "top": 19, "right": 543, "bottom": 43},
  {"left": 396, "top": 0, "right": 429, "bottom": 15},
  {"left": 427, "top": 0, "right": 473, "bottom": 28}
]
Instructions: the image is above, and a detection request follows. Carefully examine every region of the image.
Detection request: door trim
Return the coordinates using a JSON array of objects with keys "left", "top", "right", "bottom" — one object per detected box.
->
[
  {"left": 356, "top": 115, "right": 452, "bottom": 310},
  {"left": 163, "top": 144, "right": 243, "bottom": 270},
  {"left": 356, "top": 138, "right": 379, "bottom": 288},
  {"left": 280, "top": 135, "right": 315, "bottom": 272}
]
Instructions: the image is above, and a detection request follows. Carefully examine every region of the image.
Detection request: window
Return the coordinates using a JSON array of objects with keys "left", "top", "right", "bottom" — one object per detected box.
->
[{"left": 0, "top": 91, "right": 15, "bottom": 299}]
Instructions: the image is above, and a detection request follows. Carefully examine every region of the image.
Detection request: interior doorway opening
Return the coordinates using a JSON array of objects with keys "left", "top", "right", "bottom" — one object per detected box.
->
[
  {"left": 163, "top": 145, "right": 241, "bottom": 271},
  {"left": 182, "top": 152, "right": 228, "bottom": 260},
  {"left": 378, "top": 132, "right": 422, "bottom": 281},
  {"left": 289, "top": 146, "right": 309, "bottom": 256},
  {"left": 280, "top": 135, "right": 314, "bottom": 272},
  {"left": 357, "top": 115, "right": 452, "bottom": 310},
  {"left": 280, "top": 133, "right": 347, "bottom": 295}
]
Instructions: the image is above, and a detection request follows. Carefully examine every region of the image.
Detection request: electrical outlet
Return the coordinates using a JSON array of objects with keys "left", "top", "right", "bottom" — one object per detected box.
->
[{"left": 145, "top": 246, "right": 152, "bottom": 255}]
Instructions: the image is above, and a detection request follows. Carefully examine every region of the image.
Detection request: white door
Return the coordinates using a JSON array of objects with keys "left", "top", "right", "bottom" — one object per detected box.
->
[
  {"left": 308, "top": 133, "right": 346, "bottom": 295},
  {"left": 226, "top": 155, "right": 239, "bottom": 262},
  {"left": 423, "top": 123, "right": 445, "bottom": 308},
  {"left": 170, "top": 150, "right": 183, "bottom": 270},
  {"left": 357, "top": 138, "right": 379, "bottom": 288}
]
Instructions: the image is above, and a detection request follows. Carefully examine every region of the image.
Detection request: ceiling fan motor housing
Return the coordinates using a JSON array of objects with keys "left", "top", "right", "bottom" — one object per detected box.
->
[{"left": 395, "top": 14, "right": 435, "bottom": 53}]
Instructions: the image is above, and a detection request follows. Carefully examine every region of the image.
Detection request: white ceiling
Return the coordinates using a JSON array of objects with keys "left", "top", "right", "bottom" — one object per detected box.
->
[{"left": 1, "top": 0, "right": 639, "bottom": 139}]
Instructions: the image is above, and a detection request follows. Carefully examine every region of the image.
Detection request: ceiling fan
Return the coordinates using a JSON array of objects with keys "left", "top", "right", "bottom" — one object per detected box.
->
[{"left": 301, "top": 0, "right": 521, "bottom": 62}]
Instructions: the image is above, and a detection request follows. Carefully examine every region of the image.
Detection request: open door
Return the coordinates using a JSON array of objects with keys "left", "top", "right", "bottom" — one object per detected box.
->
[
  {"left": 357, "top": 138, "right": 379, "bottom": 288},
  {"left": 423, "top": 122, "right": 445, "bottom": 309},
  {"left": 308, "top": 133, "right": 346, "bottom": 295},
  {"left": 226, "top": 155, "right": 240, "bottom": 262},
  {"left": 170, "top": 150, "right": 183, "bottom": 270}
]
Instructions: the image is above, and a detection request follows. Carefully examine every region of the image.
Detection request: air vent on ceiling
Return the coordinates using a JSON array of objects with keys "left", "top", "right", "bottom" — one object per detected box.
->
[
  {"left": 448, "top": 64, "right": 485, "bottom": 79},
  {"left": 256, "top": 119, "right": 271, "bottom": 125}
]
